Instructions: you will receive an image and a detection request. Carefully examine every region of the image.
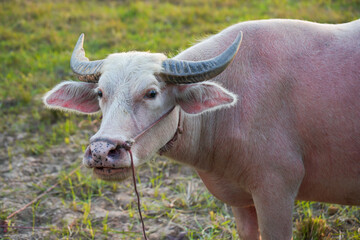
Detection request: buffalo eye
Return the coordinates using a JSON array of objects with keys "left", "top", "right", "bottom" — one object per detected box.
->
[
  {"left": 145, "top": 89, "right": 157, "bottom": 99},
  {"left": 97, "top": 90, "right": 103, "bottom": 98}
]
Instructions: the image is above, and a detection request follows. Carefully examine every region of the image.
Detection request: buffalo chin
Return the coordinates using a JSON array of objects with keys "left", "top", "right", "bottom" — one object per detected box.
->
[{"left": 93, "top": 167, "right": 132, "bottom": 181}]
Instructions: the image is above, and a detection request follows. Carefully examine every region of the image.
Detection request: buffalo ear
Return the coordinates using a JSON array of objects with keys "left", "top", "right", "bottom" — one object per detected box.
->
[
  {"left": 43, "top": 81, "right": 100, "bottom": 114},
  {"left": 174, "top": 82, "right": 237, "bottom": 115}
]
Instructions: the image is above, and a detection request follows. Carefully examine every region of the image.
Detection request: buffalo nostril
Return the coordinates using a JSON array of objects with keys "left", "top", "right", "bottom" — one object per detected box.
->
[
  {"left": 83, "top": 146, "right": 94, "bottom": 168},
  {"left": 108, "top": 145, "right": 123, "bottom": 159}
]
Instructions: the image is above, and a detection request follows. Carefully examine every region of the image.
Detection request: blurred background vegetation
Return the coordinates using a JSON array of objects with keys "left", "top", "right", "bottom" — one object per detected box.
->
[
  {"left": 0, "top": 0, "right": 359, "bottom": 239},
  {"left": 1, "top": 0, "right": 359, "bottom": 105}
]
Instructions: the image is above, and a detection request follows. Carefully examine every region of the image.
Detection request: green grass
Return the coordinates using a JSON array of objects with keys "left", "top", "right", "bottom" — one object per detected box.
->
[{"left": 0, "top": 0, "right": 359, "bottom": 239}]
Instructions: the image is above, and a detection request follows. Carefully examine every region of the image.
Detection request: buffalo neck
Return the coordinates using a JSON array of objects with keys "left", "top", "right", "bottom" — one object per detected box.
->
[{"left": 163, "top": 108, "right": 241, "bottom": 175}]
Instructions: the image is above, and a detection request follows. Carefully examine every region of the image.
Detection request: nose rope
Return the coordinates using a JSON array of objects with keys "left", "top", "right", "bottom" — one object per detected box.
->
[
  {"left": 130, "top": 106, "right": 176, "bottom": 143},
  {"left": 120, "top": 106, "right": 180, "bottom": 240},
  {"left": 128, "top": 148, "right": 148, "bottom": 240}
]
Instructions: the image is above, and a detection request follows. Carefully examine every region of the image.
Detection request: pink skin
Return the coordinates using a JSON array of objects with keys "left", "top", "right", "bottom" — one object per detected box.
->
[{"left": 44, "top": 19, "right": 360, "bottom": 239}]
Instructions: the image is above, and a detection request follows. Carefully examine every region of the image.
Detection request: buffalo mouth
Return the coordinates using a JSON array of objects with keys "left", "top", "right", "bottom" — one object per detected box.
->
[{"left": 93, "top": 167, "right": 132, "bottom": 181}]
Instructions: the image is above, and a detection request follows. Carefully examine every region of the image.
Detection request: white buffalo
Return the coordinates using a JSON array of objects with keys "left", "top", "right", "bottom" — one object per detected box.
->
[{"left": 44, "top": 19, "right": 360, "bottom": 239}]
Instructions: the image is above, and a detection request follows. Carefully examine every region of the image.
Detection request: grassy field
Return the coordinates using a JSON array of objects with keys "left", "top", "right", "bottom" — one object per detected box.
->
[{"left": 1, "top": 0, "right": 360, "bottom": 239}]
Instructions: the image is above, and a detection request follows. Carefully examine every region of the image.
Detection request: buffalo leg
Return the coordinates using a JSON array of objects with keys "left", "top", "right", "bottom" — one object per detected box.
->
[
  {"left": 232, "top": 205, "right": 260, "bottom": 240},
  {"left": 252, "top": 179, "right": 299, "bottom": 240}
]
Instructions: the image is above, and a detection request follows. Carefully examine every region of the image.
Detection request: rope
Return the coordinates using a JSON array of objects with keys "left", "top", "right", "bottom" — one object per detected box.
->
[
  {"left": 128, "top": 149, "right": 148, "bottom": 240},
  {"left": 119, "top": 106, "right": 181, "bottom": 240}
]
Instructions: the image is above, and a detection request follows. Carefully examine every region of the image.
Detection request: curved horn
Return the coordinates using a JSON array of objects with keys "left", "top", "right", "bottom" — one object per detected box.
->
[
  {"left": 70, "top": 33, "right": 104, "bottom": 83},
  {"left": 160, "top": 32, "right": 243, "bottom": 84}
]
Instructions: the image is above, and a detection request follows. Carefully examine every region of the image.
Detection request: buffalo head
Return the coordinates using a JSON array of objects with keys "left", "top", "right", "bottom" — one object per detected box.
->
[{"left": 44, "top": 33, "right": 242, "bottom": 181}]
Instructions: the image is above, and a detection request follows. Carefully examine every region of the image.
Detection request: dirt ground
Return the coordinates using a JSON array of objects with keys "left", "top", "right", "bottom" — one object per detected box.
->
[{"left": 0, "top": 118, "right": 232, "bottom": 240}]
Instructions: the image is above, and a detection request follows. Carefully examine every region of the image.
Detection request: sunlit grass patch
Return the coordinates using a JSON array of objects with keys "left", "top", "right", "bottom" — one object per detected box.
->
[
  {"left": 294, "top": 201, "right": 360, "bottom": 239},
  {"left": 294, "top": 213, "right": 332, "bottom": 240}
]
